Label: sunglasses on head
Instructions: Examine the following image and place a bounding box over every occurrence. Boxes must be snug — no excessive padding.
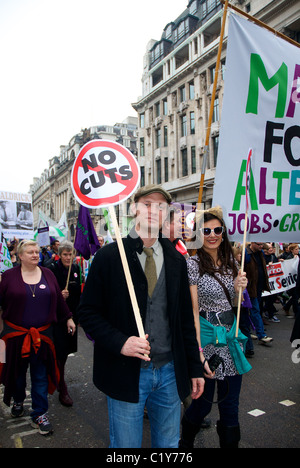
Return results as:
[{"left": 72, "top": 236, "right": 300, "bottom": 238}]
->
[{"left": 200, "top": 226, "right": 224, "bottom": 237}]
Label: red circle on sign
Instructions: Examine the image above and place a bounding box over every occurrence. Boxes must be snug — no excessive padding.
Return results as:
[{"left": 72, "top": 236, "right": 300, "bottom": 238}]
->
[{"left": 71, "top": 140, "right": 140, "bottom": 208}]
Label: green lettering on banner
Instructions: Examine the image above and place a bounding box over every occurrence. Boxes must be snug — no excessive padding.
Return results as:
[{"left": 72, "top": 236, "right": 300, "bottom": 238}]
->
[
  {"left": 273, "top": 171, "right": 290, "bottom": 206},
  {"left": 232, "top": 159, "right": 258, "bottom": 211},
  {"left": 246, "top": 54, "right": 288, "bottom": 118}
]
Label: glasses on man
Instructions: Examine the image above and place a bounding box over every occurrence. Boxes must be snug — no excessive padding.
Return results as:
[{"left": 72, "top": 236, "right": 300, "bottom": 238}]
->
[{"left": 200, "top": 226, "right": 224, "bottom": 237}]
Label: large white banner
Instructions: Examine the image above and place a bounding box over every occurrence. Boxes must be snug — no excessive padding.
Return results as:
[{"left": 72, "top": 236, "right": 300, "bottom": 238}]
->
[{"left": 213, "top": 13, "right": 300, "bottom": 242}]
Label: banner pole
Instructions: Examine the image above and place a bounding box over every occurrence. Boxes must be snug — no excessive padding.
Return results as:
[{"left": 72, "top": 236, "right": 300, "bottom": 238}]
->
[
  {"left": 198, "top": 0, "right": 229, "bottom": 205},
  {"left": 219, "top": 0, "right": 300, "bottom": 49},
  {"left": 65, "top": 248, "right": 75, "bottom": 290},
  {"left": 108, "top": 205, "right": 146, "bottom": 339},
  {"left": 235, "top": 211, "right": 248, "bottom": 337}
]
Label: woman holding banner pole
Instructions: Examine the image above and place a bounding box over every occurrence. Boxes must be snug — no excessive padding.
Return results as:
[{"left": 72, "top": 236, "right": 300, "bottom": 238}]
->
[{"left": 179, "top": 207, "right": 250, "bottom": 448}]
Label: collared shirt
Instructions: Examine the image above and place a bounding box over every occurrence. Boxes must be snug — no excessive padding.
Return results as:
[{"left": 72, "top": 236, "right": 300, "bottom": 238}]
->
[{"left": 137, "top": 238, "right": 164, "bottom": 278}]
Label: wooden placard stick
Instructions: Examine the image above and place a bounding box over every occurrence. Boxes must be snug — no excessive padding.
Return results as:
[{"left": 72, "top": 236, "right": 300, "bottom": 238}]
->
[
  {"left": 108, "top": 205, "right": 146, "bottom": 339},
  {"left": 65, "top": 248, "right": 75, "bottom": 290},
  {"left": 235, "top": 148, "right": 252, "bottom": 337},
  {"left": 235, "top": 211, "right": 248, "bottom": 337}
]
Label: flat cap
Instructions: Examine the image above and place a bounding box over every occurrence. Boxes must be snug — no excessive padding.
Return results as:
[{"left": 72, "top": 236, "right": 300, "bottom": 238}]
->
[{"left": 133, "top": 184, "right": 172, "bottom": 204}]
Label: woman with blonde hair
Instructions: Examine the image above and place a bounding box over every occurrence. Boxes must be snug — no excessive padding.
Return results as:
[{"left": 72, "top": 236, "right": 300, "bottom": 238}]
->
[{"left": 0, "top": 240, "right": 75, "bottom": 435}]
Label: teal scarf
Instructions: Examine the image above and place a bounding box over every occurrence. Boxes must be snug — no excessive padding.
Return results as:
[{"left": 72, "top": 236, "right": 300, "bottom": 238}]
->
[{"left": 200, "top": 315, "right": 252, "bottom": 375}]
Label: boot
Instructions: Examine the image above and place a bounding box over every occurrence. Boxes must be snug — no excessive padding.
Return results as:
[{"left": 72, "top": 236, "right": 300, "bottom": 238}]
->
[
  {"left": 179, "top": 414, "right": 201, "bottom": 449},
  {"left": 57, "top": 359, "right": 73, "bottom": 407},
  {"left": 216, "top": 420, "right": 240, "bottom": 448}
]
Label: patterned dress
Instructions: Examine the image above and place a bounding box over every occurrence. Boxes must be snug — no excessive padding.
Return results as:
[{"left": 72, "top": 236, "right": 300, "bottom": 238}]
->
[{"left": 187, "top": 256, "right": 239, "bottom": 380}]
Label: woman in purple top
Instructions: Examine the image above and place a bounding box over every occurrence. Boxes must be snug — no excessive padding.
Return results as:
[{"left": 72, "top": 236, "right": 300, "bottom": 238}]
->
[{"left": 0, "top": 240, "right": 75, "bottom": 436}]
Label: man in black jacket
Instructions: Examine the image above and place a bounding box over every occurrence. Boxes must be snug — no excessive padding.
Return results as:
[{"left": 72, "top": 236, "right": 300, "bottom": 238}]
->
[{"left": 78, "top": 185, "right": 204, "bottom": 448}]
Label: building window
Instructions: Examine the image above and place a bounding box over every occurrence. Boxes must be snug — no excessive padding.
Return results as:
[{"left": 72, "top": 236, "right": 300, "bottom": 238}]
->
[
  {"left": 155, "top": 102, "right": 160, "bottom": 117},
  {"left": 152, "top": 66, "right": 163, "bottom": 87},
  {"left": 140, "top": 138, "right": 145, "bottom": 157},
  {"left": 180, "top": 85, "right": 186, "bottom": 102},
  {"left": 167, "top": 60, "right": 171, "bottom": 76},
  {"left": 123, "top": 137, "right": 130, "bottom": 148},
  {"left": 156, "top": 128, "right": 161, "bottom": 148},
  {"left": 164, "top": 158, "right": 169, "bottom": 182},
  {"left": 181, "top": 149, "right": 188, "bottom": 177},
  {"left": 213, "top": 97, "right": 219, "bottom": 122},
  {"left": 164, "top": 126, "right": 168, "bottom": 147},
  {"left": 166, "top": 24, "right": 172, "bottom": 39},
  {"left": 140, "top": 167, "right": 145, "bottom": 186},
  {"left": 213, "top": 135, "right": 219, "bottom": 166},
  {"left": 189, "top": 0, "right": 198, "bottom": 15},
  {"left": 181, "top": 115, "right": 187, "bottom": 137},
  {"left": 201, "top": 0, "right": 218, "bottom": 19},
  {"left": 140, "top": 113, "right": 145, "bottom": 128},
  {"left": 191, "top": 146, "right": 196, "bottom": 173},
  {"left": 156, "top": 159, "right": 161, "bottom": 184},
  {"left": 163, "top": 98, "right": 168, "bottom": 115},
  {"left": 190, "top": 112, "right": 195, "bottom": 134},
  {"left": 210, "top": 60, "right": 226, "bottom": 83},
  {"left": 194, "top": 37, "right": 198, "bottom": 55},
  {"left": 189, "top": 81, "right": 195, "bottom": 100}
]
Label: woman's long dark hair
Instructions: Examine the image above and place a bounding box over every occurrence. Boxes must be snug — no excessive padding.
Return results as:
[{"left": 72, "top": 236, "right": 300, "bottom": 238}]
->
[{"left": 194, "top": 212, "right": 238, "bottom": 278}]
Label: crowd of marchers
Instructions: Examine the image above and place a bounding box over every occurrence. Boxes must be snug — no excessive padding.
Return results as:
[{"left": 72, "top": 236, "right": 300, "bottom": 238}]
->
[{"left": 0, "top": 184, "right": 299, "bottom": 447}]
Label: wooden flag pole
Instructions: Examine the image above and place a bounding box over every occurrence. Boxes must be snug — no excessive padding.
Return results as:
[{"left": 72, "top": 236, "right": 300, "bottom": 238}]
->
[
  {"left": 198, "top": 0, "right": 229, "bottom": 205},
  {"left": 235, "top": 148, "right": 252, "bottom": 337},
  {"left": 219, "top": 0, "right": 300, "bottom": 50},
  {"left": 65, "top": 248, "right": 75, "bottom": 290},
  {"left": 235, "top": 211, "right": 248, "bottom": 337},
  {"left": 108, "top": 205, "right": 146, "bottom": 339}
]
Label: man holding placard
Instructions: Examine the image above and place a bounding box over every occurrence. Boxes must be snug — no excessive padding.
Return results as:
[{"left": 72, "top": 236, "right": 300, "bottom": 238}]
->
[{"left": 78, "top": 184, "right": 204, "bottom": 448}]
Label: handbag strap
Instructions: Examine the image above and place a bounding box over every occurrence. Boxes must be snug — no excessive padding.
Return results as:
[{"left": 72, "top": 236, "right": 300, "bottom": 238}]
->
[
  {"left": 210, "top": 272, "right": 233, "bottom": 308},
  {"left": 190, "top": 257, "right": 234, "bottom": 308}
]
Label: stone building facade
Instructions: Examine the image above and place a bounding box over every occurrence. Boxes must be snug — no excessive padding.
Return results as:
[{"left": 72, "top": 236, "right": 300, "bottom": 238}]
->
[
  {"left": 132, "top": 0, "right": 300, "bottom": 208},
  {"left": 31, "top": 0, "right": 300, "bottom": 239}
]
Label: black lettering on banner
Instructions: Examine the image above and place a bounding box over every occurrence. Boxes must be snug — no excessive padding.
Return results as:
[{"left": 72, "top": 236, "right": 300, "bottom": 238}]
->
[
  {"left": 264, "top": 121, "right": 300, "bottom": 166},
  {"left": 263, "top": 121, "right": 284, "bottom": 163},
  {"left": 284, "top": 126, "right": 300, "bottom": 166}
]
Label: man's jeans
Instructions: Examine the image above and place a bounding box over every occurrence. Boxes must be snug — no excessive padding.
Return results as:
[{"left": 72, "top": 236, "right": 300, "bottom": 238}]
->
[
  {"left": 107, "top": 361, "right": 181, "bottom": 448},
  {"left": 250, "top": 297, "right": 266, "bottom": 340}
]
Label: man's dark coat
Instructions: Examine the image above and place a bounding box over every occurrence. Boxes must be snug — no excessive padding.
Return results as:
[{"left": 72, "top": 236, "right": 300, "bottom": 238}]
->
[{"left": 78, "top": 231, "right": 202, "bottom": 403}]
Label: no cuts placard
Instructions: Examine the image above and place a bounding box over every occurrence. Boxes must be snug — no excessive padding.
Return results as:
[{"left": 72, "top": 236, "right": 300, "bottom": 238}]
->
[
  {"left": 71, "top": 139, "right": 140, "bottom": 208},
  {"left": 71, "top": 139, "right": 145, "bottom": 338}
]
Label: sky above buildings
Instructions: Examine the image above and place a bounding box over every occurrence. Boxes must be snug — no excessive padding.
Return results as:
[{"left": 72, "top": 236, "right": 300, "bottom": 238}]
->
[{"left": 0, "top": 0, "right": 185, "bottom": 194}]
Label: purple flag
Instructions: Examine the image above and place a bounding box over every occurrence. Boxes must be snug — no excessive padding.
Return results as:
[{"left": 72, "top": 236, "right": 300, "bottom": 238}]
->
[{"left": 74, "top": 205, "right": 100, "bottom": 259}]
